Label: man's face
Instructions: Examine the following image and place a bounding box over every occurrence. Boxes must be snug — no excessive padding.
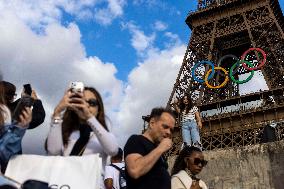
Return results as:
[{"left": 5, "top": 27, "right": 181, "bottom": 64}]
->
[{"left": 150, "top": 112, "right": 175, "bottom": 144}]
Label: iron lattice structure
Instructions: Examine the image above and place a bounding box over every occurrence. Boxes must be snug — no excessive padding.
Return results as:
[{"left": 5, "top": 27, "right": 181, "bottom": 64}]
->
[{"left": 166, "top": 0, "right": 284, "bottom": 155}]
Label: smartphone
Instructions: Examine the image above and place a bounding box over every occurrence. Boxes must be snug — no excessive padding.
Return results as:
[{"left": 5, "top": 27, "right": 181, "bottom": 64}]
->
[
  {"left": 12, "top": 96, "right": 34, "bottom": 122},
  {"left": 23, "top": 84, "right": 32, "bottom": 96},
  {"left": 70, "top": 82, "right": 84, "bottom": 94}
]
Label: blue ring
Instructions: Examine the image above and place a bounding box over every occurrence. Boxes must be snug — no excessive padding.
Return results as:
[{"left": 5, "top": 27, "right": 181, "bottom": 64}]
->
[{"left": 192, "top": 61, "right": 215, "bottom": 83}]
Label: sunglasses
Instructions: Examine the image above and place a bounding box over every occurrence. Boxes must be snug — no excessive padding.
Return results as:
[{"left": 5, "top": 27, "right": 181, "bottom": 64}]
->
[
  {"left": 193, "top": 158, "right": 208, "bottom": 167},
  {"left": 86, "top": 99, "right": 99, "bottom": 107}
]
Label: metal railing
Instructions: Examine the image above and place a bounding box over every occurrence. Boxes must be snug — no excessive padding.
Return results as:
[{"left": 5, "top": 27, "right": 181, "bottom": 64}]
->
[{"left": 198, "top": 0, "right": 237, "bottom": 10}]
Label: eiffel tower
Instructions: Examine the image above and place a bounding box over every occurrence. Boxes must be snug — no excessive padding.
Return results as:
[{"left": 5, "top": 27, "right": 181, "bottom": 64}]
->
[{"left": 167, "top": 0, "right": 284, "bottom": 155}]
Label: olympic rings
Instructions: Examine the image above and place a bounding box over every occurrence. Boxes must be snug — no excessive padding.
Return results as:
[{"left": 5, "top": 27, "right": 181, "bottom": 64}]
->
[
  {"left": 191, "top": 47, "right": 267, "bottom": 89},
  {"left": 192, "top": 61, "right": 215, "bottom": 83},
  {"left": 205, "top": 67, "right": 229, "bottom": 89},
  {"left": 229, "top": 60, "right": 254, "bottom": 84},
  {"left": 241, "top": 48, "right": 266, "bottom": 71},
  {"left": 217, "top": 54, "right": 239, "bottom": 76}
]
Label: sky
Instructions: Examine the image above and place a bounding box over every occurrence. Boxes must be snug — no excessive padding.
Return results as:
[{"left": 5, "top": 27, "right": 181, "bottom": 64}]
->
[{"left": 0, "top": 0, "right": 283, "bottom": 154}]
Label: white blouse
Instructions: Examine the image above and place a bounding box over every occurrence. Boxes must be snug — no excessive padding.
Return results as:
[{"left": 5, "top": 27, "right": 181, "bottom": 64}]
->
[{"left": 46, "top": 116, "right": 119, "bottom": 168}]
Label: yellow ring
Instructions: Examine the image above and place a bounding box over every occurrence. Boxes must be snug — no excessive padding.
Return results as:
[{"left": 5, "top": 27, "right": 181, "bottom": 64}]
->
[{"left": 204, "top": 67, "right": 229, "bottom": 89}]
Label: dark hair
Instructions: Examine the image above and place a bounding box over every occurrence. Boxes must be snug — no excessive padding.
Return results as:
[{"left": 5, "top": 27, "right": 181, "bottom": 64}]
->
[
  {"left": 0, "top": 81, "right": 16, "bottom": 104},
  {"left": 0, "top": 82, "right": 5, "bottom": 125},
  {"left": 180, "top": 94, "right": 193, "bottom": 113},
  {"left": 171, "top": 145, "right": 202, "bottom": 176},
  {"left": 112, "top": 147, "right": 123, "bottom": 160},
  {"left": 149, "top": 107, "right": 175, "bottom": 122},
  {"left": 62, "top": 87, "right": 108, "bottom": 146}
]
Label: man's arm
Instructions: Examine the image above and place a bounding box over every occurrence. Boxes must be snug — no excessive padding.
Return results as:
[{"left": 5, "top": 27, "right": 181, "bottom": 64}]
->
[
  {"left": 104, "top": 178, "right": 113, "bottom": 189},
  {"left": 125, "top": 138, "right": 172, "bottom": 179}
]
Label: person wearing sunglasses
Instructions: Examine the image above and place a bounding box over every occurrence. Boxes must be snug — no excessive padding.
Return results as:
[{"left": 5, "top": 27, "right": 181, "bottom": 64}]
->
[
  {"left": 171, "top": 146, "right": 208, "bottom": 189},
  {"left": 0, "top": 81, "right": 46, "bottom": 130},
  {"left": 46, "top": 86, "right": 119, "bottom": 168}
]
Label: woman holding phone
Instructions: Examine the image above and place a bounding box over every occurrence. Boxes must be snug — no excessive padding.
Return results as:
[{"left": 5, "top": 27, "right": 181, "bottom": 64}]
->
[
  {"left": 46, "top": 84, "right": 119, "bottom": 167},
  {"left": 0, "top": 82, "right": 32, "bottom": 173}
]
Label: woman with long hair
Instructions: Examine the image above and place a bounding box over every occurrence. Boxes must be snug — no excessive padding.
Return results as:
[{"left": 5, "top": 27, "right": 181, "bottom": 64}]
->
[
  {"left": 0, "top": 82, "right": 32, "bottom": 173},
  {"left": 46, "top": 86, "right": 119, "bottom": 166},
  {"left": 0, "top": 83, "right": 11, "bottom": 126},
  {"left": 174, "top": 94, "right": 203, "bottom": 148},
  {"left": 171, "top": 146, "right": 208, "bottom": 189}
]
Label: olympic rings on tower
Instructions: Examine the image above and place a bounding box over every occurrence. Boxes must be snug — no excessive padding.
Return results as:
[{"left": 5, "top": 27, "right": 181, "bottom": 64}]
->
[
  {"left": 229, "top": 60, "right": 255, "bottom": 84},
  {"left": 191, "top": 48, "right": 266, "bottom": 88},
  {"left": 241, "top": 48, "right": 266, "bottom": 71},
  {"left": 205, "top": 67, "right": 229, "bottom": 89},
  {"left": 192, "top": 61, "right": 215, "bottom": 83}
]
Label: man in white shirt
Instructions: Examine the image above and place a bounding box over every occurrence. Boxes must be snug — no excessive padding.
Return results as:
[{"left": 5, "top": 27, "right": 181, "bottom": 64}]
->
[{"left": 104, "top": 148, "right": 125, "bottom": 189}]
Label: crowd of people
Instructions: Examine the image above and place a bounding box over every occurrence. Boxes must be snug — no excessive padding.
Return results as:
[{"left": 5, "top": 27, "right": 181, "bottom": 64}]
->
[{"left": 0, "top": 79, "right": 207, "bottom": 189}]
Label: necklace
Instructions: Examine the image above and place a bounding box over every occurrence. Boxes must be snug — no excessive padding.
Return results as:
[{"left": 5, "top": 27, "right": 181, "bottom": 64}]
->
[{"left": 185, "top": 168, "right": 200, "bottom": 181}]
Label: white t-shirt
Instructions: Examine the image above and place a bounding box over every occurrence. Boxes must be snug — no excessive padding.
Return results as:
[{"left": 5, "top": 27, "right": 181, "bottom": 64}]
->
[
  {"left": 181, "top": 106, "right": 198, "bottom": 122},
  {"left": 104, "top": 162, "right": 125, "bottom": 189}
]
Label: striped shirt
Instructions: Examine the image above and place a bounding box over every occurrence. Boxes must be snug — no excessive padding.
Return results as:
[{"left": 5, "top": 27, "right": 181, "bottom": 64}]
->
[{"left": 181, "top": 106, "right": 198, "bottom": 122}]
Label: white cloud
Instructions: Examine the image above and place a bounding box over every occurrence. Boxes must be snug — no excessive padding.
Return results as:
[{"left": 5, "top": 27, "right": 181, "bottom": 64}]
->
[
  {"left": 114, "top": 44, "right": 186, "bottom": 143},
  {"left": 164, "top": 32, "right": 181, "bottom": 47},
  {"left": 122, "top": 22, "right": 156, "bottom": 55},
  {"left": 108, "top": 0, "right": 125, "bottom": 16},
  {"left": 153, "top": 20, "right": 168, "bottom": 31},
  {"left": 94, "top": 0, "right": 126, "bottom": 25},
  {"left": 0, "top": 11, "right": 124, "bottom": 153},
  {"left": 0, "top": 0, "right": 186, "bottom": 152},
  {"left": 0, "top": 0, "right": 126, "bottom": 27}
]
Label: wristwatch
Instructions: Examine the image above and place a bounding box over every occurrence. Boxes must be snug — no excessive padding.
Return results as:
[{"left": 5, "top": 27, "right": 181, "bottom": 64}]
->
[{"left": 52, "top": 116, "right": 63, "bottom": 124}]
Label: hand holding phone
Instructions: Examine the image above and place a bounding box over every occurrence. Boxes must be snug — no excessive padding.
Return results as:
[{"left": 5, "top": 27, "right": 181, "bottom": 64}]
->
[
  {"left": 70, "top": 82, "right": 84, "bottom": 94},
  {"left": 12, "top": 96, "right": 34, "bottom": 123}
]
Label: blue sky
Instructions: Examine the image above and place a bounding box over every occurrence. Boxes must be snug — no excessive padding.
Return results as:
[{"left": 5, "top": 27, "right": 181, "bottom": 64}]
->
[
  {"left": 64, "top": 0, "right": 196, "bottom": 81},
  {"left": 0, "top": 0, "right": 283, "bottom": 153}
]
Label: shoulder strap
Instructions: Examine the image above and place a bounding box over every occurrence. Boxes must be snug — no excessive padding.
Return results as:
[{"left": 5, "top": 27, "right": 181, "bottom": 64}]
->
[
  {"left": 110, "top": 164, "right": 123, "bottom": 171},
  {"left": 110, "top": 164, "right": 126, "bottom": 179}
]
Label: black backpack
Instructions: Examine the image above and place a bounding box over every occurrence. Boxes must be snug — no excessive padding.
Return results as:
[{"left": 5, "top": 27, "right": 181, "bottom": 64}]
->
[{"left": 110, "top": 164, "right": 127, "bottom": 189}]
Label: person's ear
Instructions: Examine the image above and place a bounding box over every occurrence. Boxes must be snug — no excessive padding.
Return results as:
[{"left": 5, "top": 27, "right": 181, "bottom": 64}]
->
[{"left": 149, "top": 118, "right": 155, "bottom": 129}]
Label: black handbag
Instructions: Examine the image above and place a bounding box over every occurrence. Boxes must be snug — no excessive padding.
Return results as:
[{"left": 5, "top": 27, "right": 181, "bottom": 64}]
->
[{"left": 22, "top": 180, "right": 50, "bottom": 189}]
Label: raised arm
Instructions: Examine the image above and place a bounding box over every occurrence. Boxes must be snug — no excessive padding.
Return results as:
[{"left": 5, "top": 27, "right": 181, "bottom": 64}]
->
[
  {"left": 87, "top": 117, "right": 118, "bottom": 156},
  {"left": 46, "top": 91, "right": 72, "bottom": 155},
  {"left": 195, "top": 110, "right": 202, "bottom": 129},
  {"left": 46, "top": 119, "right": 64, "bottom": 155},
  {"left": 173, "top": 99, "right": 181, "bottom": 114},
  {"left": 28, "top": 90, "right": 46, "bottom": 129},
  {"left": 0, "top": 107, "right": 31, "bottom": 171},
  {"left": 68, "top": 92, "right": 118, "bottom": 156}
]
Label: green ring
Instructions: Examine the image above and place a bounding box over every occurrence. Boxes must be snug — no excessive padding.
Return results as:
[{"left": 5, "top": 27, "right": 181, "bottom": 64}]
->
[{"left": 229, "top": 60, "right": 254, "bottom": 84}]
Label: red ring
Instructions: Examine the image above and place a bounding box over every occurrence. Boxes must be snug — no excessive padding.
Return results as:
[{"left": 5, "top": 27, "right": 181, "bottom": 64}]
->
[{"left": 241, "top": 48, "right": 266, "bottom": 71}]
